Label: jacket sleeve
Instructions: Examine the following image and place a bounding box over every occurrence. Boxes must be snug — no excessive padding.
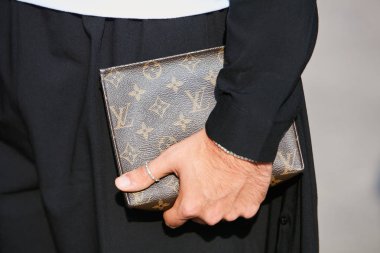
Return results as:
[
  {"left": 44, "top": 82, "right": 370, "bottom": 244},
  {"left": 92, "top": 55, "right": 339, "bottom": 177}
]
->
[{"left": 205, "top": 0, "right": 319, "bottom": 162}]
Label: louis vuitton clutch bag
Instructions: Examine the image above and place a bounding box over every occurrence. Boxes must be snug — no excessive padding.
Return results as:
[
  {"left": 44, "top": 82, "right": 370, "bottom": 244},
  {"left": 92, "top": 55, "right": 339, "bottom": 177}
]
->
[{"left": 100, "top": 46, "right": 304, "bottom": 211}]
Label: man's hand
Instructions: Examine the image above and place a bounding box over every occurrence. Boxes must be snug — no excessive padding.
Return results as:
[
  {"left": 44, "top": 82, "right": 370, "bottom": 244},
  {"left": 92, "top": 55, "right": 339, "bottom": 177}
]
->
[{"left": 115, "top": 129, "right": 272, "bottom": 228}]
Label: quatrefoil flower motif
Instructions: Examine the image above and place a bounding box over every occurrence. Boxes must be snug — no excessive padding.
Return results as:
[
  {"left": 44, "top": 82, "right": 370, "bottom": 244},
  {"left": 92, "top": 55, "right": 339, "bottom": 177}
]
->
[
  {"left": 136, "top": 122, "right": 154, "bottom": 140},
  {"left": 149, "top": 96, "right": 171, "bottom": 118},
  {"left": 128, "top": 84, "right": 145, "bottom": 101},
  {"left": 173, "top": 112, "right": 191, "bottom": 131}
]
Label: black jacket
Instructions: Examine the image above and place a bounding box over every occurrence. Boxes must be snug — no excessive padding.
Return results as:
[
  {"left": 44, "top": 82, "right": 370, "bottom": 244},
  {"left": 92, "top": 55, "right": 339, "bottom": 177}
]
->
[{"left": 206, "top": 0, "right": 318, "bottom": 162}]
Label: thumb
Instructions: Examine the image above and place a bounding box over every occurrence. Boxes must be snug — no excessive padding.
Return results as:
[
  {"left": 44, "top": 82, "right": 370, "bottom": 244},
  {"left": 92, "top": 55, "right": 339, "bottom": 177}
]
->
[{"left": 115, "top": 151, "right": 177, "bottom": 192}]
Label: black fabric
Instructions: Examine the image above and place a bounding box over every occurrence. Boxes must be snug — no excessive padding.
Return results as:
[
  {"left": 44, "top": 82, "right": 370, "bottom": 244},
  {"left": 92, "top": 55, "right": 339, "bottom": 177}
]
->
[
  {"left": 0, "top": 1, "right": 318, "bottom": 253},
  {"left": 206, "top": 0, "right": 319, "bottom": 162}
]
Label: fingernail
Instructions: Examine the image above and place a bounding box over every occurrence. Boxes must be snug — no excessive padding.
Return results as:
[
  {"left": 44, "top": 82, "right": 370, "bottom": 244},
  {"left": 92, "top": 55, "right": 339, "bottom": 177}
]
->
[{"left": 115, "top": 175, "right": 131, "bottom": 189}]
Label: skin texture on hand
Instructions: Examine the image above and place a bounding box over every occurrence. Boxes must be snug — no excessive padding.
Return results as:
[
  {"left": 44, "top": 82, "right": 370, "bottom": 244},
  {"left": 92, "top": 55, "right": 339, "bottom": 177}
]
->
[{"left": 115, "top": 129, "right": 273, "bottom": 228}]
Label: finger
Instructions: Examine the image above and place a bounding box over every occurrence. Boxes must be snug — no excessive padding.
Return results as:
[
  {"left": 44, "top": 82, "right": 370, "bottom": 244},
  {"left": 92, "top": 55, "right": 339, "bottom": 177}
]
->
[
  {"left": 163, "top": 198, "right": 188, "bottom": 229},
  {"left": 222, "top": 202, "right": 239, "bottom": 222},
  {"left": 240, "top": 205, "right": 260, "bottom": 219},
  {"left": 223, "top": 210, "right": 240, "bottom": 222},
  {"left": 191, "top": 218, "right": 207, "bottom": 225},
  {"left": 115, "top": 151, "right": 176, "bottom": 192}
]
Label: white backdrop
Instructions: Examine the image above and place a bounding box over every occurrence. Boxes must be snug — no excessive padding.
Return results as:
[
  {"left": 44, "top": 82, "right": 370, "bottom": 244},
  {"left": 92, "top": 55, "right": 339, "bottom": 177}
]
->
[{"left": 302, "top": 0, "right": 380, "bottom": 252}]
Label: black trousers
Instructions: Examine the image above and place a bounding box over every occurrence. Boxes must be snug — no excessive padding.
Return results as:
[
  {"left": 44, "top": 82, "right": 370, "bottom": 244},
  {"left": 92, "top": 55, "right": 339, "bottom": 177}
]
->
[{"left": 0, "top": 1, "right": 318, "bottom": 252}]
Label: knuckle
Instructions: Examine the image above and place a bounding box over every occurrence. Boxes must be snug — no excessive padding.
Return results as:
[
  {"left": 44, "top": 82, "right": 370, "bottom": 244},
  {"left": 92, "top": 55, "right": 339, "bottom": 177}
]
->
[
  {"left": 204, "top": 216, "right": 221, "bottom": 226},
  {"left": 137, "top": 166, "right": 148, "bottom": 178},
  {"left": 180, "top": 203, "right": 201, "bottom": 218},
  {"left": 205, "top": 220, "right": 218, "bottom": 226},
  {"left": 224, "top": 212, "right": 239, "bottom": 222},
  {"left": 241, "top": 206, "right": 259, "bottom": 219},
  {"left": 136, "top": 166, "right": 153, "bottom": 186},
  {"left": 202, "top": 211, "right": 222, "bottom": 226},
  {"left": 241, "top": 212, "right": 255, "bottom": 219},
  {"left": 164, "top": 221, "right": 176, "bottom": 229}
]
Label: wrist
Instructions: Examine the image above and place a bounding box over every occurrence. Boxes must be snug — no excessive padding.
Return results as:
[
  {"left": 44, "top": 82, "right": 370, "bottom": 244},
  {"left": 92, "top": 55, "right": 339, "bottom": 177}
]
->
[{"left": 211, "top": 140, "right": 257, "bottom": 164}]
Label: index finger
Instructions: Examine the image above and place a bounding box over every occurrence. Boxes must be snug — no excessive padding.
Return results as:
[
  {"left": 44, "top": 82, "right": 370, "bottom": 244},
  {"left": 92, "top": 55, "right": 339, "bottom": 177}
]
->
[{"left": 163, "top": 195, "right": 188, "bottom": 228}]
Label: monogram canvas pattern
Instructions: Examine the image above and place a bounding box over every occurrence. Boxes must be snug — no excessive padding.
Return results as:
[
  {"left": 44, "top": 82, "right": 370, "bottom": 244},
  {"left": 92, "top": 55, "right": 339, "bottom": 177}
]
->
[{"left": 100, "top": 47, "right": 304, "bottom": 211}]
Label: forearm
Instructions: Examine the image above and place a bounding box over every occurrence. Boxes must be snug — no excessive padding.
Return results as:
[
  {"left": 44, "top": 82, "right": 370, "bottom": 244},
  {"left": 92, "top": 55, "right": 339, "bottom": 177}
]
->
[{"left": 206, "top": 0, "right": 319, "bottom": 162}]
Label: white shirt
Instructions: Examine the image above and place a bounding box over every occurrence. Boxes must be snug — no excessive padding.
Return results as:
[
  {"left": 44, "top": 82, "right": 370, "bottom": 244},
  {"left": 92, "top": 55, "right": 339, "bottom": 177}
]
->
[{"left": 17, "top": 0, "right": 229, "bottom": 19}]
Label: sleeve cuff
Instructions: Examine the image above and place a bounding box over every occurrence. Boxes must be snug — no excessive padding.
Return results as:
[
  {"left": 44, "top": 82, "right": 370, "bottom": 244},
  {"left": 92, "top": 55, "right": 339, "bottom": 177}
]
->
[{"left": 205, "top": 96, "right": 293, "bottom": 163}]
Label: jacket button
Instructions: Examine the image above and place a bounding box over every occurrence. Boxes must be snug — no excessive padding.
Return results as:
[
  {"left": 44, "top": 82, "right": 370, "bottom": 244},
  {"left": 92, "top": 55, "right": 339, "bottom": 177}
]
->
[{"left": 280, "top": 216, "right": 288, "bottom": 225}]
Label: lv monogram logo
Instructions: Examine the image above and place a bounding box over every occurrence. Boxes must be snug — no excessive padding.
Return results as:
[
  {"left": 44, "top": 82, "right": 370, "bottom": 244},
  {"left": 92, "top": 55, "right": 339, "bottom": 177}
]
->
[
  {"left": 132, "top": 191, "right": 152, "bottom": 206},
  {"left": 278, "top": 151, "right": 296, "bottom": 175},
  {"left": 185, "top": 87, "right": 210, "bottom": 113},
  {"left": 152, "top": 199, "right": 170, "bottom": 210},
  {"left": 143, "top": 61, "right": 162, "bottom": 80},
  {"left": 110, "top": 104, "right": 134, "bottom": 129}
]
